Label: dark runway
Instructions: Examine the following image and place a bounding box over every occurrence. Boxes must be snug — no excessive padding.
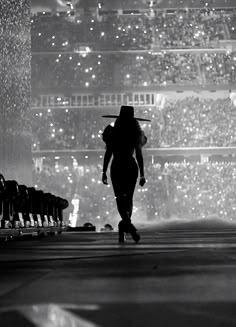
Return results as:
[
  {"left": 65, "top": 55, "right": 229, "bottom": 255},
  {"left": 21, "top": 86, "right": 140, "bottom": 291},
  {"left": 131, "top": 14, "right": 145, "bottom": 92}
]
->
[{"left": 1, "top": 223, "right": 236, "bottom": 326}]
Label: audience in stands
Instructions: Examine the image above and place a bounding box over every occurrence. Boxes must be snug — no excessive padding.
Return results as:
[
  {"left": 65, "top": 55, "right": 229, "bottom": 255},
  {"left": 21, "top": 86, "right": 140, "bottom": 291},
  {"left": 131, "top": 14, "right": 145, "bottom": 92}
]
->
[
  {"left": 153, "top": 10, "right": 225, "bottom": 48},
  {"left": 31, "top": 97, "right": 236, "bottom": 150},
  {"left": 33, "top": 160, "right": 236, "bottom": 225},
  {"left": 31, "top": 51, "right": 236, "bottom": 90},
  {"left": 200, "top": 52, "right": 236, "bottom": 85},
  {"left": 227, "top": 13, "right": 236, "bottom": 39},
  {"left": 31, "top": 9, "right": 233, "bottom": 51},
  {"left": 31, "top": 7, "right": 236, "bottom": 226}
]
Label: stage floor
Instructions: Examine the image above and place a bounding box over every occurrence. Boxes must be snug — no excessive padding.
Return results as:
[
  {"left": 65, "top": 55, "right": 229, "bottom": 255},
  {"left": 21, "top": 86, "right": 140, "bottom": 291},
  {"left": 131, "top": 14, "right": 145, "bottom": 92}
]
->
[{"left": 1, "top": 220, "right": 236, "bottom": 326}]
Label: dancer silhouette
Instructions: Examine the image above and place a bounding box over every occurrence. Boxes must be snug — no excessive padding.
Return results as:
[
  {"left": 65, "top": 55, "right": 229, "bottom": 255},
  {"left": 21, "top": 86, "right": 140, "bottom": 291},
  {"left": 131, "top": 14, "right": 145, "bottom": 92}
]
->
[{"left": 101, "top": 105, "right": 150, "bottom": 243}]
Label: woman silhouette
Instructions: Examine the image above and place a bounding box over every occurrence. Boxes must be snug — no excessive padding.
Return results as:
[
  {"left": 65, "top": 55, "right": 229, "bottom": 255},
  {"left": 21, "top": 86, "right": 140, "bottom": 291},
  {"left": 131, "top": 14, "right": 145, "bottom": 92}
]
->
[{"left": 101, "top": 105, "right": 150, "bottom": 243}]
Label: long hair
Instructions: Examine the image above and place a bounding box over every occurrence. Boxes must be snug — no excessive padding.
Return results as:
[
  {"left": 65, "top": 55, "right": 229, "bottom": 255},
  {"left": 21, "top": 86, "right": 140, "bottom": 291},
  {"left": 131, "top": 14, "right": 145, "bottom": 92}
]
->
[
  {"left": 113, "top": 117, "right": 141, "bottom": 146},
  {"left": 102, "top": 118, "right": 147, "bottom": 150}
]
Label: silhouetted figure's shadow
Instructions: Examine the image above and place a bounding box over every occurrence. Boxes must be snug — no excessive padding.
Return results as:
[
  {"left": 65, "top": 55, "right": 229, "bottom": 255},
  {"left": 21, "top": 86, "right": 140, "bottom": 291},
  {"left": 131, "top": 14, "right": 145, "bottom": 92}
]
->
[{"left": 102, "top": 105, "right": 150, "bottom": 243}]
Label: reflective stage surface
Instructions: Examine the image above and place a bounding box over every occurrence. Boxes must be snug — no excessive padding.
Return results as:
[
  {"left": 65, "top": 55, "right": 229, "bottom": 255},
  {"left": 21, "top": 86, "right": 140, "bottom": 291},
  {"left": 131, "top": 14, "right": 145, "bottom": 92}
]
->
[{"left": 1, "top": 222, "right": 236, "bottom": 326}]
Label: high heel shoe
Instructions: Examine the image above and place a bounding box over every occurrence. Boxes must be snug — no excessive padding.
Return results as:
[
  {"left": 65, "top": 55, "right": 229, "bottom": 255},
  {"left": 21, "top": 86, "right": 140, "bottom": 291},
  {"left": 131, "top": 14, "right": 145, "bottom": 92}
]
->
[
  {"left": 118, "top": 233, "right": 126, "bottom": 243},
  {"left": 118, "top": 228, "right": 126, "bottom": 243},
  {"left": 118, "top": 221, "right": 126, "bottom": 243},
  {"left": 131, "top": 231, "right": 140, "bottom": 243}
]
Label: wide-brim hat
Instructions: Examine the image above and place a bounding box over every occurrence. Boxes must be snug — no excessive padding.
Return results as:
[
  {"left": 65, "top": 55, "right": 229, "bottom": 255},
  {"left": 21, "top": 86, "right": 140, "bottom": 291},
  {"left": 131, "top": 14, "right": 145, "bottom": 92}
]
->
[{"left": 102, "top": 105, "right": 151, "bottom": 122}]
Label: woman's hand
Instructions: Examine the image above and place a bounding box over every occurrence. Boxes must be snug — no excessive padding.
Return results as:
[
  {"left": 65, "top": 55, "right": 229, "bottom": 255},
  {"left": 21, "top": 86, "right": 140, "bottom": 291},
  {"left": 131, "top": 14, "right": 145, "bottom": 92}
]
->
[
  {"left": 139, "top": 176, "right": 146, "bottom": 187},
  {"left": 102, "top": 172, "right": 108, "bottom": 185}
]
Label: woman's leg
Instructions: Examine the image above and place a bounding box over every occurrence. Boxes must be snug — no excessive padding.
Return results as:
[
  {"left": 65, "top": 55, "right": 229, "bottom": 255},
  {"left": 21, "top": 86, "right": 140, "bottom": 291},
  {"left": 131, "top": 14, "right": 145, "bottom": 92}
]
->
[
  {"left": 115, "top": 195, "right": 130, "bottom": 223},
  {"left": 111, "top": 160, "right": 139, "bottom": 241},
  {"left": 112, "top": 169, "right": 137, "bottom": 225}
]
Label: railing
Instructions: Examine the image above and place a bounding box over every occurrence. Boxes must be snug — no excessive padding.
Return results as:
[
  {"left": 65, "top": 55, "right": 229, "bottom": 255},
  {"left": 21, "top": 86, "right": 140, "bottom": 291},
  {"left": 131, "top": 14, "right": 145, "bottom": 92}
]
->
[
  {"left": 32, "top": 147, "right": 236, "bottom": 160},
  {"left": 31, "top": 92, "right": 157, "bottom": 109}
]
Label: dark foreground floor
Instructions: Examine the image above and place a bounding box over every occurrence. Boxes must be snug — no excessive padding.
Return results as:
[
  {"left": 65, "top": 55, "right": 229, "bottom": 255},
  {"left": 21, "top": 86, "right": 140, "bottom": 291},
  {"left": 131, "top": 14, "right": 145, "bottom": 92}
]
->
[{"left": 1, "top": 220, "right": 236, "bottom": 326}]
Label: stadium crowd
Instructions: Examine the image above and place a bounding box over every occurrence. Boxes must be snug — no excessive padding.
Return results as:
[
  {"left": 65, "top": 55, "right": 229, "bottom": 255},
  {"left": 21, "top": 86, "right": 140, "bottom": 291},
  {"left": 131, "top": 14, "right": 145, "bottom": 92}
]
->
[
  {"left": 31, "top": 14, "right": 153, "bottom": 52},
  {"left": 227, "top": 13, "right": 236, "bottom": 39},
  {"left": 153, "top": 9, "right": 226, "bottom": 48},
  {"left": 200, "top": 52, "right": 236, "bottom": 85},
  {"left": 32, "top": 160, "right": 236, "bottom": 226},
  {"left": 31, "top": 5, "right": 236, "bottom": 225},
  {"left": 31, "top": 51, "right": 236, "bottom": 90},
  {"left": 31, "top": 9, "right": 234, "bottom": 51},
  {"left": 31, "top": 97, "right": 236, "bottom": 150},
  {"left": 32, "top": 53, "right": 115, "bottom": 90}
]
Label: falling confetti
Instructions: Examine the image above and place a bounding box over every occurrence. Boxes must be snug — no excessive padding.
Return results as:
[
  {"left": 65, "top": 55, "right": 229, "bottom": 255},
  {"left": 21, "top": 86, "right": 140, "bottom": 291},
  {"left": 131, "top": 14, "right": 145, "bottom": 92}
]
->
[{"left": 0, "top": 0, "right": 31, "bottom": 136}]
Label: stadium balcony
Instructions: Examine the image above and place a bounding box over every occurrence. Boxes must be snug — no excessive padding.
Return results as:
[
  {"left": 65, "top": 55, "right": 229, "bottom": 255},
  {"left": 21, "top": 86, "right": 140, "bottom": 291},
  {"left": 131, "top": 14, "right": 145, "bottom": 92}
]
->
[
  {"left": 32, "top": 151, "right": 236, "bottom": 226},
  {"left": 96, "top": 0, "right": 236, "bottom": 10},
  {"left": 31, "top": 51, "right": 236, "bottom": 94},
  {"left": 30, "top": 95, "right": 236, "bottom": 151},
  {"left": 30, "top": 0, "right": 236, "bottom": 227},
  {"left": 31, "top": 7, "right": 236, "bottom": 52}
]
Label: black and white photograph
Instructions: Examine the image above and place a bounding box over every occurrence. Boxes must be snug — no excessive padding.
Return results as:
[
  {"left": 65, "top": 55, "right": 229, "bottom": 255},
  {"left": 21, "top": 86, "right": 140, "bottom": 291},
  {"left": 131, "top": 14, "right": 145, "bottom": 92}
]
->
[{"left": 0, "top": 0, "right": 236, "bottom": 325}]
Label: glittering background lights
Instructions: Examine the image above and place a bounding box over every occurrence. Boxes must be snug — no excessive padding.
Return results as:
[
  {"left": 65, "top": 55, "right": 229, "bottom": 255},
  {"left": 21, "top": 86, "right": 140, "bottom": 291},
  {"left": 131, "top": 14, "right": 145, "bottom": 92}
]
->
[
  {"left": 0, "top": 0, "right": 31, "bottom": 135},
  {"left": 33, "top": 159, "right": 236, "bottom": 228},
  {"left": 31, "top": 2, "right": 236, "bottom": 227}
]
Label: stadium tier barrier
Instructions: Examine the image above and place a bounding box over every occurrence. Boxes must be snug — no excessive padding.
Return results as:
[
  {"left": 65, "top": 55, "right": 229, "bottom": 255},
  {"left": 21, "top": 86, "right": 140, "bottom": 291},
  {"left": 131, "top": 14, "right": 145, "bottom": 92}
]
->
[{"left": 0, "top": 173, "right": 68, "bottom": 238}]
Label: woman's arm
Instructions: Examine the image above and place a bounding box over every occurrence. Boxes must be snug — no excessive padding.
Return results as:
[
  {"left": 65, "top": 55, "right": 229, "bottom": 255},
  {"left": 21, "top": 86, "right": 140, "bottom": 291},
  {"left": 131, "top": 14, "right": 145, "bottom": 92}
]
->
[
  {"left": 135, "top": 144, "right": 146, "bottom": 187},
  {"left": 102, "top": 146, "right": 113, "bottom": 185},
  {"left": 135, "top": 144, "right": 144, "bottom": 177}
]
